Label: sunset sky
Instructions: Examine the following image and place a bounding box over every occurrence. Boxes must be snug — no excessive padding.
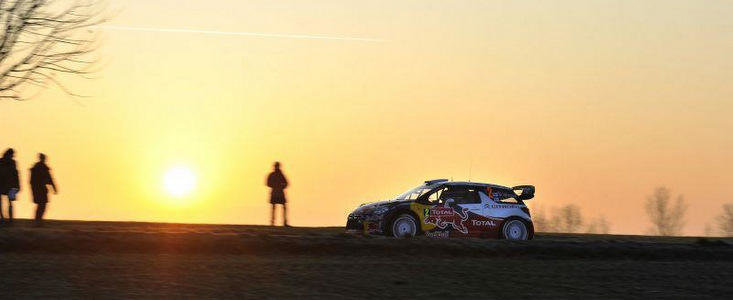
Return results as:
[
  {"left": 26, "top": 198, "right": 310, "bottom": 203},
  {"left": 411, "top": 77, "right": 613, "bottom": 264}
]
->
[{"left": 1, "top": 0, "right": 731, "bottom": 235}]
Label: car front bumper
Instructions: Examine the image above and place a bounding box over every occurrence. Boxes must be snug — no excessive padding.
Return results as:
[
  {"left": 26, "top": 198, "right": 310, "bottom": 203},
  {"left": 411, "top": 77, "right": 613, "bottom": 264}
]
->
[
  {"left": 346, "top": 215, "right": 364, "bottom": 231},
  {"left": 346, "top": 215, "right": 384, "bottom": 235}
]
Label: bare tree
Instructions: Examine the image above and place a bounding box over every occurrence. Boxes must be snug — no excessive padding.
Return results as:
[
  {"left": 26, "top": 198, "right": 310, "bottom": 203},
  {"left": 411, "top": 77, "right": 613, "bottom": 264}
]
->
[
  {"left": 704, "top": 223, "right": 713, "bottom": 237},
  {"left": 531, "top": 204, "right": 586, "bottom": 233},
  {"left": 533, "top": 204, "right": 610, "bottom": 234},
  {"left": 0, "top": 0, "right": 105, "bottom": 101},
  {"left": 717, "top": 203, "right": 733, "bottom": 237},
  {"left": 529, "top": 204, "right": 550, "bottom": 232},
  {"left": 645, "top": 187, "right": 687, "bottom": 236},
  {"left": 532, "top": 204, "right": 605, "bottom": 234},
  {"left": 586, "top": 215, "right": 610, "bottom": 234},
  {"left": 552, "top": 204, "right": 583, "bottom": 233}
]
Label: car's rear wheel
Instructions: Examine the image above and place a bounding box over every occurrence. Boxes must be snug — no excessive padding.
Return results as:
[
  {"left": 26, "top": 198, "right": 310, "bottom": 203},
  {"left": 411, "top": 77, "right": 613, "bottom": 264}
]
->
[
  {"left": 502, "top": 219, "right": 529, "bottom": 240},
  {"left": 391, "top": 214, "right": 417, "bottom": 238}
]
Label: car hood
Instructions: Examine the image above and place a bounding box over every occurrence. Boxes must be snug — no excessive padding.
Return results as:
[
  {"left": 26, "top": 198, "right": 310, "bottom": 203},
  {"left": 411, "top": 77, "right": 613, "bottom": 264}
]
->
[{"left": 351, "top": 199, "right": 411, "bottom": 215}]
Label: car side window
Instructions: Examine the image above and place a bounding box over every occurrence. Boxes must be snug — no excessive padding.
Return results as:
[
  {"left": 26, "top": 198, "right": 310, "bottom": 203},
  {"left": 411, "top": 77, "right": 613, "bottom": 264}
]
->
[
  {"left": 425, "top": 187, "right": 447, "bottom": 205},
  {"left": 439, "top": 187, "right": 481, "bottom": 205}
]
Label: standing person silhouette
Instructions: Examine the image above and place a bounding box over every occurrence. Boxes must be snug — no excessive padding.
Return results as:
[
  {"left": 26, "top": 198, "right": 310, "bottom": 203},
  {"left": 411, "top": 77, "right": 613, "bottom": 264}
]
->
[
  {"left": 0, "top": 148, "right": 20, "bottom": 225},
  {"left": 30, "top": 153, "right": 57, "bottom": 227},
  {"left": 266, "top": 161, "right": 289, "bottom": 227}
]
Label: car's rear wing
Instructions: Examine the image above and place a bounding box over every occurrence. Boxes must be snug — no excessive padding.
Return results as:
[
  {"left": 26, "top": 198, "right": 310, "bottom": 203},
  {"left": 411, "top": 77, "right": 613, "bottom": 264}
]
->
[{"left": 512, "top": 185, "right": 535, "bottom": 201}]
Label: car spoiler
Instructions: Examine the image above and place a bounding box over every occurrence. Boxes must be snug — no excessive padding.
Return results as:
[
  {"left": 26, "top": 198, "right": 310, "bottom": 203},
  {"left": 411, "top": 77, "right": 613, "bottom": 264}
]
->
[{"left": 512, "top": 185, "right": 535, "bottom": 201}]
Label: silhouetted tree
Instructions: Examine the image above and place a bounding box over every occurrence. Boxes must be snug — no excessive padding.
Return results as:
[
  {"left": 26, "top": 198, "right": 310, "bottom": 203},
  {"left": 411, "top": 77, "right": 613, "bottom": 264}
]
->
[
  {"left": 532, "top": 204, "right": 611, "bottom": 234},
  {"left": 645, "top": 187, "right": 687, "bottom": 236},
  {"left": 546, "top": 210, "right": 560, "bottom": 232},
  {"left": 586, "top": 215, "right": 610, "bottom": 234},
  {"left": 0, "top": 0, "right": 105, "bottom": 101},
  {"left": 717, "top": 203, "right": 733, "bottom": 237},
  {"left": 529, "top": 204, "right": 550, "bottom": 232},
  {"left": 554, "top": 204, "right": 583, "bottom": 233}
]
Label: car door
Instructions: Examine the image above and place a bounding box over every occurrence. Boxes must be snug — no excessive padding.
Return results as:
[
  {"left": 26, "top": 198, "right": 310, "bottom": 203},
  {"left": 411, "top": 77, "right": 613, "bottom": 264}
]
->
[
  {"left": 419, "top": 186, "right": 490, "bottom": 237},
  {"left": 458, "top": 189, "right": 483, "bottom": 214},
  {"left": 438, "top": 186, "right": 482, "bottom": 236}
]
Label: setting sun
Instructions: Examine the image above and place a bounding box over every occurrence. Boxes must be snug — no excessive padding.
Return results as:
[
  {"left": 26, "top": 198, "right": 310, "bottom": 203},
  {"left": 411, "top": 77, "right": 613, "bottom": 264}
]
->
[{"left": 163, "top": 166, "right": 196, "bottom": 197}]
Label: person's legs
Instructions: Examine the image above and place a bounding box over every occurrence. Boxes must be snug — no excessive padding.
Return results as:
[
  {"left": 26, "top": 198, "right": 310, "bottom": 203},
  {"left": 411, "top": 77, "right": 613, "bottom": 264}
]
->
[
  {"left": 282, "top": 203, "right": 289, "bottom": 227},
  {"left": 0, "top": 196, "right": 5, "bottom": 223},
  {"left": 35, "top": 203, "right": 47, "bottom": 224},
  {"left": 35, "top": 204, "right": 41, "bottom": 222},
  {"left": 270, "top": 204, "right": 276, "bottom": 226},
  {"left": 7, "top": 200, "right": 12, "bottom": 224}
]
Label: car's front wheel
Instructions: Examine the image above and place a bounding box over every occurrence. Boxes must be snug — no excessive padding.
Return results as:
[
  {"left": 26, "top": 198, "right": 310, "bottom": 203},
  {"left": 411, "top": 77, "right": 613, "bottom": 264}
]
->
[
  {"left": 391, "top": 214, "right": 417, "bottom": 238},
  {"left": 502, "top": 219, "right": 529, "bottom": 240}
]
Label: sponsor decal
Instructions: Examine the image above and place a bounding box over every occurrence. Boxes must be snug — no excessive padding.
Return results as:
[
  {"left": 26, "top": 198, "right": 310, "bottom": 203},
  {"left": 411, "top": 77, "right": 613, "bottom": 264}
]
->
[
  {"left": 424, "top": 203, "right": 469, "bottom": 234},
  {"left": 485, "top": 187, "right": 504, "bottom": 201},
  {"left": 471, "top": 219, "right": 497, "bottom": 227},
  {"left": 425, "top": 230, "right": 450, "bottom": 238}
]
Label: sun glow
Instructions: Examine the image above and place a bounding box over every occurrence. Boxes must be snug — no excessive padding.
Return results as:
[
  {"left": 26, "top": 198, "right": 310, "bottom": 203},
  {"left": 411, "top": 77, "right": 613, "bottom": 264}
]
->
[{"left": 163, "top": 166, "right": 196, "bottom": 197}]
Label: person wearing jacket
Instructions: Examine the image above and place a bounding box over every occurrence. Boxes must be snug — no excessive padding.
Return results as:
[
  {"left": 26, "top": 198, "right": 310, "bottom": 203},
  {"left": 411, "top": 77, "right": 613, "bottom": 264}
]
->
[
  {"left": 0, "top": 148, "right": 20, "bottom": 225},
  {"left": 30, "top": 153, "right": 57, "bottom": 226},
  {"left": 266, "top": 161, "right": 289, "bottom": 227}
]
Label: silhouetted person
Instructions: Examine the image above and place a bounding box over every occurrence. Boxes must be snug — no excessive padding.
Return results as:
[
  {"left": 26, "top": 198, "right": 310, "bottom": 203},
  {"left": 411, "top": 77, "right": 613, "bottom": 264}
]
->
[
  {"left": 0, "top": 148, "right": 20, "bottom": 225},
  {"left": 266, "top": 161, "right": 289, "bottom": 226},
  {"left": 30, "top": 153, "right": 57, "bottom": 226}
]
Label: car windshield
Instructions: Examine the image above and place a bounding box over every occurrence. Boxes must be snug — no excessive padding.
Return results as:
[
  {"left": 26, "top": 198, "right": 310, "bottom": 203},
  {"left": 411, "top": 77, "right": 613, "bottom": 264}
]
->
[{"left": 394, "top": 185, "right": 433, "bottom": 200}]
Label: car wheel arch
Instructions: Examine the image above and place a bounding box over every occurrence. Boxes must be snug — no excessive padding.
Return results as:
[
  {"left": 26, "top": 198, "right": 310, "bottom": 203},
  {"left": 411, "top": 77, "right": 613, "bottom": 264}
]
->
[
  {"left": 384, "top": 209, "right": 422, "bottom": 236},
  {"left": 498, "top": 217, "right": 534, "bottom": 240}
]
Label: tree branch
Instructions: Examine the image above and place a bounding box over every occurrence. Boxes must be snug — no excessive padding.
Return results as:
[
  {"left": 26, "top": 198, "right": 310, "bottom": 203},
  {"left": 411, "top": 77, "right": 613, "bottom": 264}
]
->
[{"left": 0, "top": 0, "right": 105, "bottom": 100}]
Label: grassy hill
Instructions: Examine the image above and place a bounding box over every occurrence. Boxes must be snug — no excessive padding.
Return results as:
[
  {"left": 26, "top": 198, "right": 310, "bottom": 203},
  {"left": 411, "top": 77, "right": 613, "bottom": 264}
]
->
[{"left": 0, "top": 219, "right": 731, "bottom": 298}]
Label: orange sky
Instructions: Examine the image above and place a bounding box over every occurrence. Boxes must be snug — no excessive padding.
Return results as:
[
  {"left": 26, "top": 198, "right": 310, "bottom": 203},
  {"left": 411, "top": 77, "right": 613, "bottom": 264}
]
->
[{"left": 1, "top": 0, "right": 732, "bottom": 235}]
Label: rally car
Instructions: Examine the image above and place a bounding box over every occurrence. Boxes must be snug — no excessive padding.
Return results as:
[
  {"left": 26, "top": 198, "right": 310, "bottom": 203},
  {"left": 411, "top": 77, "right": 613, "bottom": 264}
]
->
[{"left": 346, "top": 179, "right": 535, "bottom": 240}]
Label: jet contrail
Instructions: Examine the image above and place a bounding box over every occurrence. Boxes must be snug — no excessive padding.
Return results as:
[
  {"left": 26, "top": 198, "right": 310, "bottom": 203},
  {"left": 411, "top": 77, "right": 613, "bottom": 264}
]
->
[{"left": 96, "top": 25, "right": 385, "bottom": 42}]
